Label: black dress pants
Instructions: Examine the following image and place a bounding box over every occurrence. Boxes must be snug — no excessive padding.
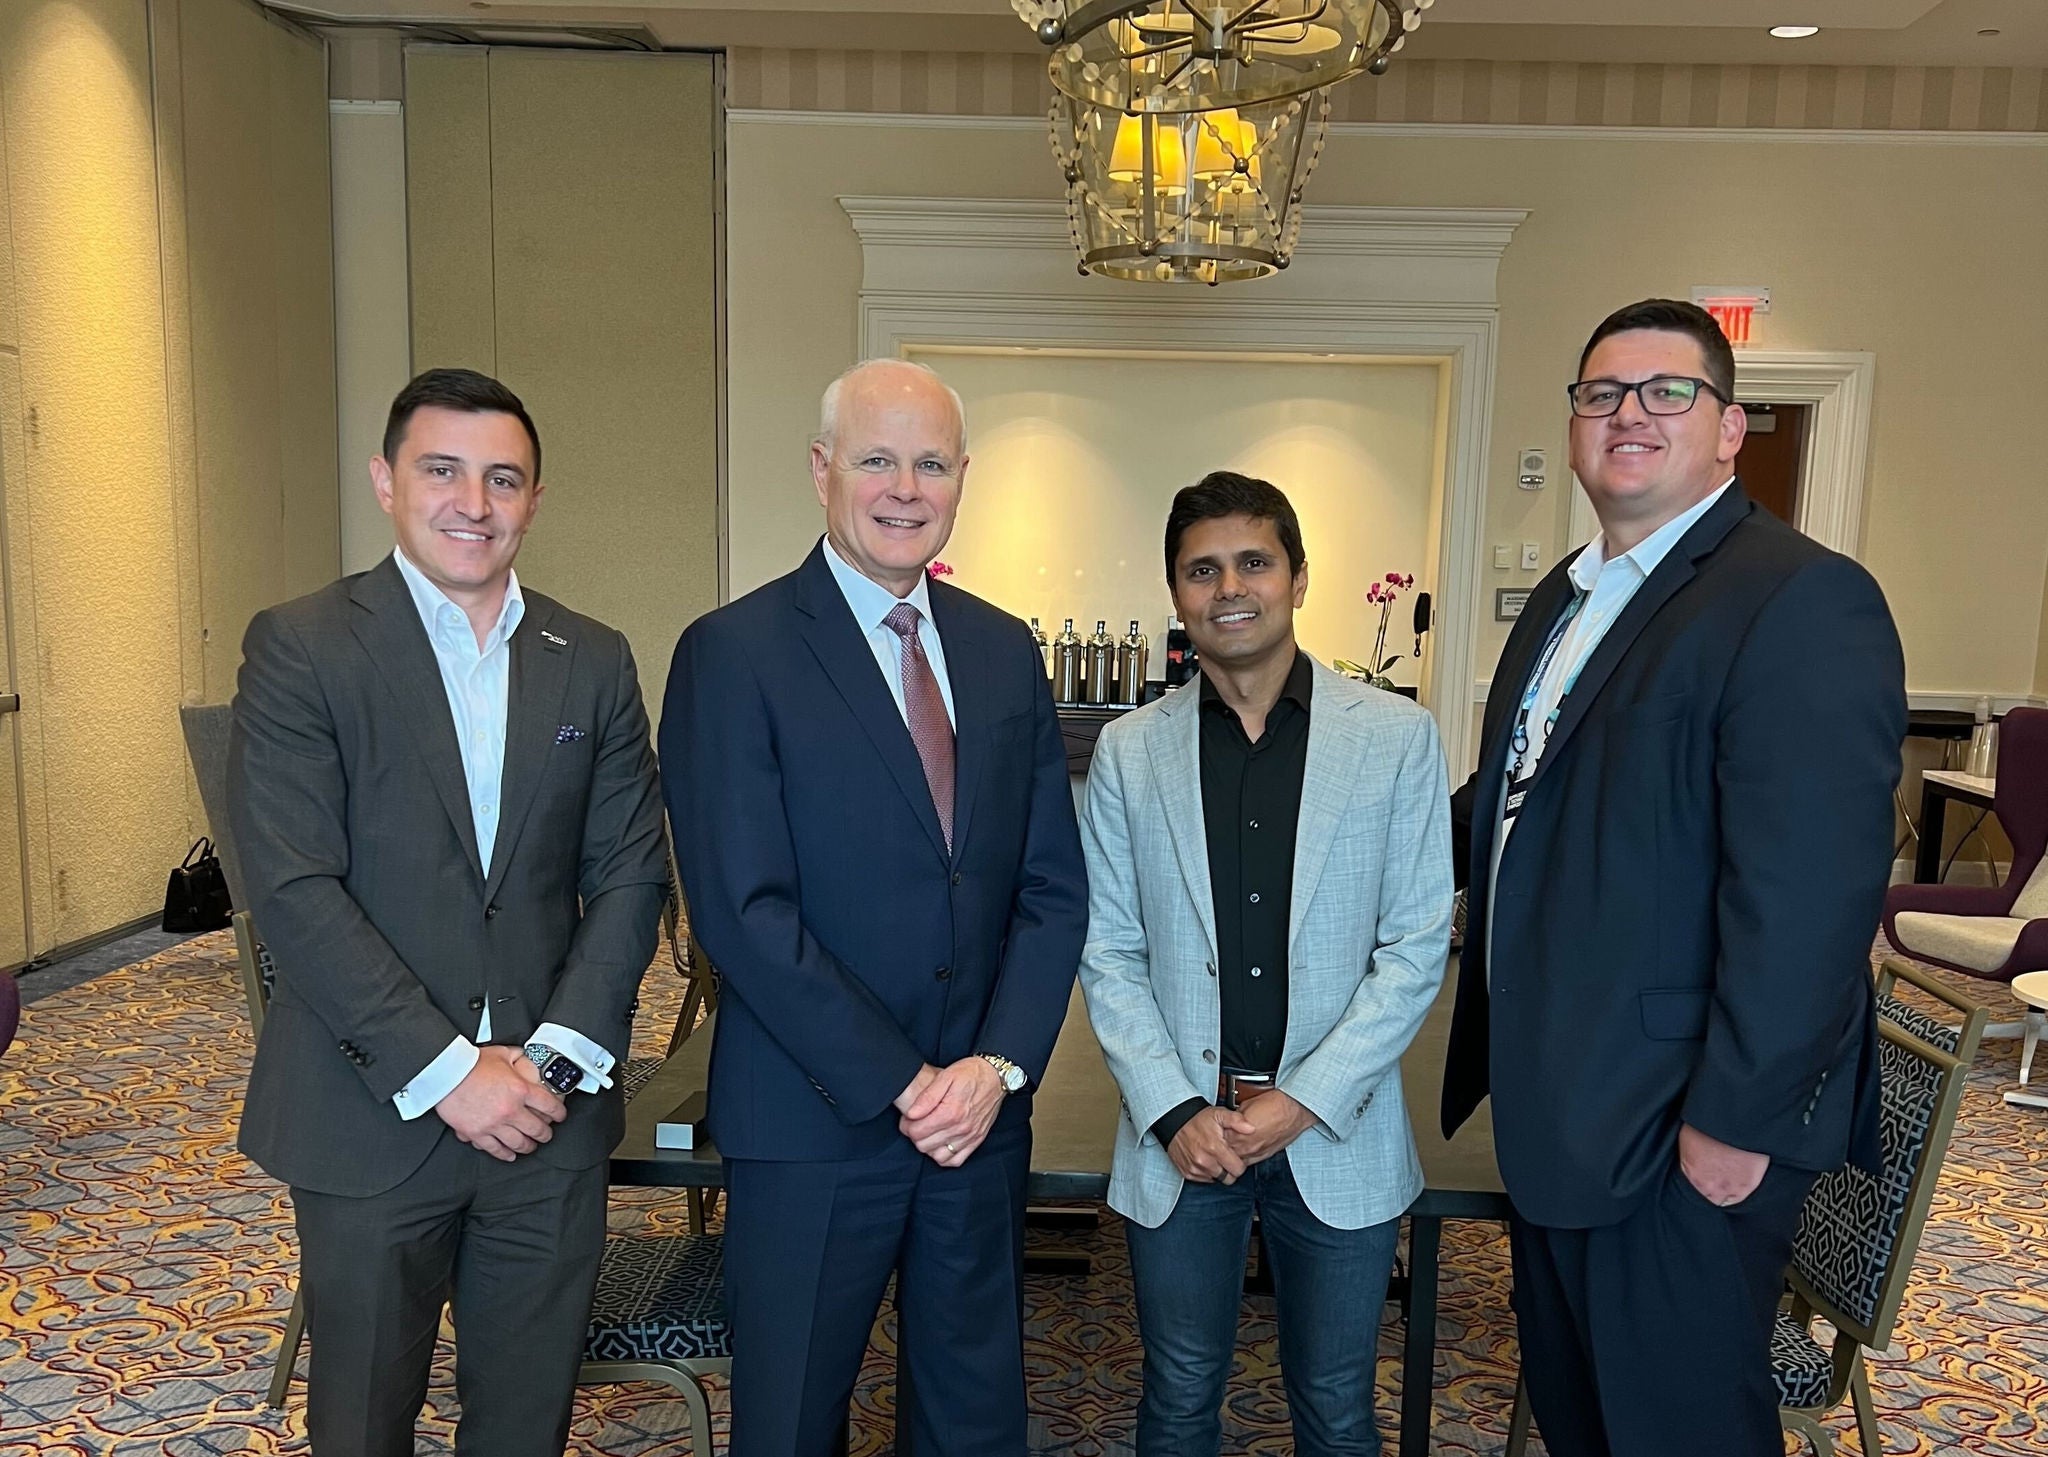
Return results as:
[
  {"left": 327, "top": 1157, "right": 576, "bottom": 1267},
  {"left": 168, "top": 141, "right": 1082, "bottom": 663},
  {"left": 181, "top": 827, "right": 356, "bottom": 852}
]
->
[
  {"left": 1510, "top": 1159, "right": 1817, "bottom": 1457},
  {"left": 291, "top": 1132, "right": 608, "bottom": 1457}
]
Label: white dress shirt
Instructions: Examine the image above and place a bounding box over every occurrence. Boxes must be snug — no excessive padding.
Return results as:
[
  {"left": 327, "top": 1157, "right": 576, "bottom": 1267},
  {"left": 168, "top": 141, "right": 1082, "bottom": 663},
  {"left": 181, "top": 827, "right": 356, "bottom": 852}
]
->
[
  {"left": 1485, "top": 480, "right": 1734, "bottom": 975},
  {"left": 387, "top": 548, "right": 613, "bottom": 1120},
  {"left": 820, "top": 535, "right": 957, "bottom": 729}
]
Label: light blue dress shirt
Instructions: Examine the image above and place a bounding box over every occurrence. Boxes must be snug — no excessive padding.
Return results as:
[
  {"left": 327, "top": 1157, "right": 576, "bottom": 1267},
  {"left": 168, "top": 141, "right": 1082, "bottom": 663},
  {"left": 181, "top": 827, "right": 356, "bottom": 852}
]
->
[
  {"left": 387, "top": 548, "right": 614, "bottom": 1120},
  {"left": 820, "top": 534, "right": 957, "bottom": 729}
]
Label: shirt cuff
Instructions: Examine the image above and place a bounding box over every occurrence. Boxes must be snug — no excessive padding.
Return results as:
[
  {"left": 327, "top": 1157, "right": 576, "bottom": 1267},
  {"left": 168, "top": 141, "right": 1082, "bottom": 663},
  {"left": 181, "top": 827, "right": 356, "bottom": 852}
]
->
[
  {"left": 392, "top": 1036, "right": 481, "bottom": 1121},
  {"left": 1151, "top": 1096, "right": 1211, "bottom": 1150},
  {"left": 531, "top": 1021, "right": 616, "bottom": 1094}
]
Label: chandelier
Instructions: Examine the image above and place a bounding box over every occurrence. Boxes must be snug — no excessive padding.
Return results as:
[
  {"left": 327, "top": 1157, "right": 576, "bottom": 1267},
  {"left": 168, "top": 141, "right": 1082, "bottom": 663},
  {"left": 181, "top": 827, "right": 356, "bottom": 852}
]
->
[
  {"left": 1050, "top": 88, "right": 1329, "bottom": 284},
  {"left": 1015, "top": 0, "right": 1431, "bottom": 115}
]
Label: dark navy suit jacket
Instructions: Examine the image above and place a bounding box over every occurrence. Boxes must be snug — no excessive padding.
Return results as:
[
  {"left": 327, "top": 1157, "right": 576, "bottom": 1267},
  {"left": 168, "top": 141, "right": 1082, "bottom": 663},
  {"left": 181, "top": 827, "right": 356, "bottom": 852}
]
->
[
  {"left": 660, "top": 542, "right": 1088, "bottom": 1162},
  {"left": 1445, "top": 485, "right": 1906, "bottom": 1229}
]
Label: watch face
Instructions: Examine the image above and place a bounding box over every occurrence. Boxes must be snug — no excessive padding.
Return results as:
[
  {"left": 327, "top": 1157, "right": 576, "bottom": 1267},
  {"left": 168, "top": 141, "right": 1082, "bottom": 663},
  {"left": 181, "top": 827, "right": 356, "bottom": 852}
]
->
[
  {"left": 1000, "top": 1063, "right": 1027, "bottom": 1093},
  {"left": 539, "top": 1055, "right": 580, "bottom": 1096}
]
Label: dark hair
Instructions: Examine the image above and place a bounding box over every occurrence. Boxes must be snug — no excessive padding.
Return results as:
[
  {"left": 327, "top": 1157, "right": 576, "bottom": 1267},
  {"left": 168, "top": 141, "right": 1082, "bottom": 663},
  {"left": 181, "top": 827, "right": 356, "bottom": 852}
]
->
[
  {"left": 382, "top": 368, "right": 542, "bottom": 481},
  {"left": 1577, "top": 298, "right": 1736, "bottom": 404},
  {"left": 1164, "top": 471, "right": 1306, "bottom": 584}
]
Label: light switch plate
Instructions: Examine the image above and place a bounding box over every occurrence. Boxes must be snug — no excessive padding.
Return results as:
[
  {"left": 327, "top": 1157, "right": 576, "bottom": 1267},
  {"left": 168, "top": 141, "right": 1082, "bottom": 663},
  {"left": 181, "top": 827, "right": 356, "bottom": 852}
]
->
[
  {"left": 1521, "top": 542, "right": 1541, "bottom": 570},
  {"left": 1493, "top": 544, "right": 1513, "bottom": 570}
]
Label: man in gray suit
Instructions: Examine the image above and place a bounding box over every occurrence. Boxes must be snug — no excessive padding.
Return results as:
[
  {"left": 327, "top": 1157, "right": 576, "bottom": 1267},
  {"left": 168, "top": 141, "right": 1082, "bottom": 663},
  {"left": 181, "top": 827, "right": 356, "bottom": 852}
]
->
[
  {"left": 229, "top": 368, "right": 669, "bottom": 1456},
  {"left": 1078, "top": 472, "right": 1451, "bottom": 1457}
]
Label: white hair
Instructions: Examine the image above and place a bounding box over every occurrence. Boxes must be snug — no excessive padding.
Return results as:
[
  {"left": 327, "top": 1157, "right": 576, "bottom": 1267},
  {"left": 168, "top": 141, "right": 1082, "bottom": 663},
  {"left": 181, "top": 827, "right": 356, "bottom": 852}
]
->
[{"left": 814, "top": 358, "right": 968, "bottom": 455}]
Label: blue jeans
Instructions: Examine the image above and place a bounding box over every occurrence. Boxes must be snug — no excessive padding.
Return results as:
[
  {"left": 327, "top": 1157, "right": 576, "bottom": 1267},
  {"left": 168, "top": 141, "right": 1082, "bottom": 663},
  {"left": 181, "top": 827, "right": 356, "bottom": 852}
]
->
[{"left": 1125, "top": 1148, "right": 1401, "bottom": 1457}]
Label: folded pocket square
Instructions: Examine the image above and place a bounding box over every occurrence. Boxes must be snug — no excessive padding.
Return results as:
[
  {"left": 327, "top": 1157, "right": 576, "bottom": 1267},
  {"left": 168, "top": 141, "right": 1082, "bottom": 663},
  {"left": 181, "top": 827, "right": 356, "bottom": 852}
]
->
[{"left": 555, "top": 724, "right": 587, "bottom": 745}]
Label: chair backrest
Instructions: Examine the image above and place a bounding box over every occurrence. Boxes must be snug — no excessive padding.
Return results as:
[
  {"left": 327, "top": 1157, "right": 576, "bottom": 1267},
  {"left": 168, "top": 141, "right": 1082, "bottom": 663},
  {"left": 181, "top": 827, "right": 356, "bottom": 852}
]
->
[
  {"left": 178, "top": 702, "right": 248, "bottom": 912},
  {"left": 662, "top": 848, "right": 719, "bottom": 1055},
  {"left": 1788, "top": 958, "right": 1987, "bottom": 1349},
  {"left": 0, "top": 967, "right": 18, "bottom": 1059},
  {"left": 1993, "top": 707, "right": 2048, "bottom": 901},
  {"left": 230, "top": 910, "right": 277, "bottom": 1034}
]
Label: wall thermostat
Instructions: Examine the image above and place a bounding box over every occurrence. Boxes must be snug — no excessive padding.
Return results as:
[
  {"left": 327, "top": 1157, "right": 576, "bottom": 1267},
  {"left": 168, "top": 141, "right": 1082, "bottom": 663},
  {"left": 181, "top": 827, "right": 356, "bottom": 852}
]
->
[{"left": 1518, "top": 448, "right": 1548, "bottom": 490}]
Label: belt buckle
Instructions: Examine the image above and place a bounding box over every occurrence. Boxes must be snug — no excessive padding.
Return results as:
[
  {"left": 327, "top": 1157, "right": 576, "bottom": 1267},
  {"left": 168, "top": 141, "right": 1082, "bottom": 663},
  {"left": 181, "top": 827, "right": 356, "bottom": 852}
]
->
[{"left": 1220, "top": 1069, "right": 1273, "bottom": 1111}]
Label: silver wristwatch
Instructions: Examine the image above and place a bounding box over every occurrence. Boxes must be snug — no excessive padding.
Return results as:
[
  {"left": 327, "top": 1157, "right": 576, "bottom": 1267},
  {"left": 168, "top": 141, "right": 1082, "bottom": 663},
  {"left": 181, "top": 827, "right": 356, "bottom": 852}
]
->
[
  {"left": 525, "top": 1042, "right": 582, "bottom": 1097},
  {"left": 978, "top": 1053, "right": 1028, "bottom": 1094}
]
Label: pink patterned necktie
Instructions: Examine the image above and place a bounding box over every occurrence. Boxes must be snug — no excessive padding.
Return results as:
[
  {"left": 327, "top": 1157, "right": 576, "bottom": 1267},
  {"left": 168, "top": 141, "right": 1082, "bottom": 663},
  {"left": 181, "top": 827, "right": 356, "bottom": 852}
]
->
[{"left": 883, "top": 602, "right": 955, "bottom": 850}]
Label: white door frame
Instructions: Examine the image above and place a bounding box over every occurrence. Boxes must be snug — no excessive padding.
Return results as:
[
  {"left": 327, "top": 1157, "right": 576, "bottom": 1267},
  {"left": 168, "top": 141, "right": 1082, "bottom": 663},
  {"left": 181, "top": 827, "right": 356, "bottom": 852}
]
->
[{"left": 839, "top": 198, "right": 1528, "bottom": 777}]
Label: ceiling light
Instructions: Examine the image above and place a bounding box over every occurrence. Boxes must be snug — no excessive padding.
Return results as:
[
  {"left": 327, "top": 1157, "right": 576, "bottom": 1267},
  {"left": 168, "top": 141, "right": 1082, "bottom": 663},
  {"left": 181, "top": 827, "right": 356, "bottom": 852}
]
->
[
  {"left": 1016, "top": 0, "right": 1426, "bottom": 115},
  {"left": 1768, "top": 25, "right": 1820, "bottom": 39},
  {"left": 1050, "top": 90, "right": 1329, "bottom": 285}
]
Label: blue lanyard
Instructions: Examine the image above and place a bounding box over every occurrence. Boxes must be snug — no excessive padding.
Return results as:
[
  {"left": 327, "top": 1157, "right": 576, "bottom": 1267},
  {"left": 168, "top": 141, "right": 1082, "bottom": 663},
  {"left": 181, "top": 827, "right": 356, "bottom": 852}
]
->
[{"left": 1508, "top": 591, "right": 1588, "bottom": 782}]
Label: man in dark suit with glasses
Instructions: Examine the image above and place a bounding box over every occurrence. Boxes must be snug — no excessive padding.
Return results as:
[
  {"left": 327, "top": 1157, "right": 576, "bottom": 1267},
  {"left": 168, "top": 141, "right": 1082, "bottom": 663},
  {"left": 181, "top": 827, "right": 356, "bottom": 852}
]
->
[{"left": 1445, "top": 299, "right": 1906, "bottom": 1455}]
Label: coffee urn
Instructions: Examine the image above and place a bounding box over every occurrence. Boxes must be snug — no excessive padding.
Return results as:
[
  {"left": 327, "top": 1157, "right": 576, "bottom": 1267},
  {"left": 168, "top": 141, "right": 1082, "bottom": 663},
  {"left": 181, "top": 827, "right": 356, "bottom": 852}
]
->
[
  {"left": 1085, "top": 620, "right": 1116, "bottom": 705},
  {"left": 1116, "top": 620, "right": 1149, "bottom": 706},
  {"left": 1052, "top": 619, "right": 1084, "bottom": 704},
  {"left": 1029, "top": 617, "right": 1051, "bottom": 683}
]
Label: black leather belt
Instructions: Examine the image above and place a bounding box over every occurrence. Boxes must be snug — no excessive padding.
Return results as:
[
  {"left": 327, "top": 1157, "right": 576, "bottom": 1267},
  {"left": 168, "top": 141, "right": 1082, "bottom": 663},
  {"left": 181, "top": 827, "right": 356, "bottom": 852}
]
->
[{"left": 1217, "top": 1070, "right": 1277, "bottom": 1110}]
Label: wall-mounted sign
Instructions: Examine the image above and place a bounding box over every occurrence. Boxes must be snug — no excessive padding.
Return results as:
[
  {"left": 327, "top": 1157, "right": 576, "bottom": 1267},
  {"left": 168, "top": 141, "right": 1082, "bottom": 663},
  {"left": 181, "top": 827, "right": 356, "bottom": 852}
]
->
[
  {"left": 1690, "top": 286, "right": 1772, "bottom": 347},
  {"left": 1496, "top": 588, "right": 1532, "bottom": 622}
]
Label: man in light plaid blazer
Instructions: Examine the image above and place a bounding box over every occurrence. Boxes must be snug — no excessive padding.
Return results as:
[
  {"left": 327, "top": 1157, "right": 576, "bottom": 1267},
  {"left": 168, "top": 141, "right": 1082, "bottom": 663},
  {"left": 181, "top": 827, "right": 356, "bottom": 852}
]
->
[{"left": 1078, "top": 473, "right": 1452, "bottom": 1457}]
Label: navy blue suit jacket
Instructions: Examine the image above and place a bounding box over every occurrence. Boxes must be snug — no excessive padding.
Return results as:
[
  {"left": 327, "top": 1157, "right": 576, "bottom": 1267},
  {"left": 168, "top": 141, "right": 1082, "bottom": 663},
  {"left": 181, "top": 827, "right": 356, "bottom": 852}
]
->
[
  {"left": 660, "top": 542, "right": 1088, "bottom": 1162},
  {"left": 1445, "top": 485, "right": 1906, "bottom": 1228}
]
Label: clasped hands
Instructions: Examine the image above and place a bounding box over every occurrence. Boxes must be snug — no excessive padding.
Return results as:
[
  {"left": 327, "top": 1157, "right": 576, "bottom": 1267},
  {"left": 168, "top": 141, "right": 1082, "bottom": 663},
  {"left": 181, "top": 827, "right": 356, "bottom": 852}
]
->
[
  {"left": 897, "top": 1057, "right": 1005, "bottom": 1168},
  {"left": 1167, "top": 1091, "right": 1319, "bottom": 1186},
  {"left": 437, "top": 1045, "right": 566, "bottom": 1163}
]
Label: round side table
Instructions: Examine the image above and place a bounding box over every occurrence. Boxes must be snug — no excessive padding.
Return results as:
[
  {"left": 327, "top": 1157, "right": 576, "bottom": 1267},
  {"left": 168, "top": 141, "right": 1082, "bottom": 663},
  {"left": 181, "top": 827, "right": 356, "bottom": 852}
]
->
[{"left": 2002, "top": 970, "right": 2048, "bottom": 1110}]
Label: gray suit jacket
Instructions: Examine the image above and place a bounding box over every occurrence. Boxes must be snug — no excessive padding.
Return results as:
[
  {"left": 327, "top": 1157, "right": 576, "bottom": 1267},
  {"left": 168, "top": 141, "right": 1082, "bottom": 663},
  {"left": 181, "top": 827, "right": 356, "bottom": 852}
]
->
[
  {"left": 1078, "top": 660, "right": 1452, "bottom": 1230},
  {"left": 230, "top": 556, "right": 669, "bottom": 1198}
]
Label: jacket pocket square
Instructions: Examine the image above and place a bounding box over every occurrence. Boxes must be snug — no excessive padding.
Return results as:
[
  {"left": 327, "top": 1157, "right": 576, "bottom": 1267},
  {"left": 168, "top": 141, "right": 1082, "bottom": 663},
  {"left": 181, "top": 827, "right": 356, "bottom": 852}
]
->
[{"left": 555, "top": 724, "right": 587, "bottom": 745}]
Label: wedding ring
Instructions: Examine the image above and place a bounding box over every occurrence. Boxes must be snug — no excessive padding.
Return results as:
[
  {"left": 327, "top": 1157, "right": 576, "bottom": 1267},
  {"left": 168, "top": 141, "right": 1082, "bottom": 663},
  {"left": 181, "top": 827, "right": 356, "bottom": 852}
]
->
[{"left": 947, "top": 1141, "right": 958, "bottom": 1153}]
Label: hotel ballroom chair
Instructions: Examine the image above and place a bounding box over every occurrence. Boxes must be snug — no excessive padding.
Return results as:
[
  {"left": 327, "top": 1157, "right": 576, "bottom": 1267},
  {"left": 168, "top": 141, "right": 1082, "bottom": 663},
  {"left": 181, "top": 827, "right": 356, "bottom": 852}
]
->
[
  {"left": 1883, "top": 706, "right": 2048, "bottom": 1041},
  {"left": 576, "top": 1230, "right": 732, "bottom": 1456},
  {"left": 1774, "top": 958, "right": 1989, "bottom": 1456},
  {"left": 1506, "top": 958, "right": 1987, "bottom": 1457},
  {"left": 0, "top": 965, "right": 17, "bottom": 1059}
]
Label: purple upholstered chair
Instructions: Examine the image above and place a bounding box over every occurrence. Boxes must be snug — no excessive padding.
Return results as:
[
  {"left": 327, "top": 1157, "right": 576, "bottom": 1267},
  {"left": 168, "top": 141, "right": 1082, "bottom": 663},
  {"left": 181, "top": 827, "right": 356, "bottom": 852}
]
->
[
  {"left": 0, "top": 967, "right": 18, "bottom": 1058},
  {"left": 1884, "top": 706, "right": 2048, "bottom": 1038}
]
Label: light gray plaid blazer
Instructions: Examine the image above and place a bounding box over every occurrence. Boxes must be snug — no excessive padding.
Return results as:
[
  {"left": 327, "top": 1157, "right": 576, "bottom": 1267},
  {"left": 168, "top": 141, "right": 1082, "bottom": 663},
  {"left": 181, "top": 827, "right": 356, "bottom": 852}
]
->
[{"left": 1077, "top": 658, "right": 1452, "bottom": 1230}]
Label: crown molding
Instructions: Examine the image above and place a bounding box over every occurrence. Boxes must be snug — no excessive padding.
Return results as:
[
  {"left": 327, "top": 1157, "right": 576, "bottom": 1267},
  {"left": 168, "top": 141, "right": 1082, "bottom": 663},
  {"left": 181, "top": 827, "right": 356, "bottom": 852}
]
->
[
  {"left": 733, "top": 109, "right": 2048, "bottom": 146},
  {"left": 836, "top": 198, "right": 1529, "bottom": 269}
]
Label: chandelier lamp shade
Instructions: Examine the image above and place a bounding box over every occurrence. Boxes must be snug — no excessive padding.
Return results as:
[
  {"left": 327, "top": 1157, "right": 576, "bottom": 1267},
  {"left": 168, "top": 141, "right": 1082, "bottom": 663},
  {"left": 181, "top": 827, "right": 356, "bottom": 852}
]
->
[
  {"left": 1050, "top": 88, "right": 1330, "bottom": 283},
  {"left": 1014, "top": 0, "right": 1433, "bottom": 115}
]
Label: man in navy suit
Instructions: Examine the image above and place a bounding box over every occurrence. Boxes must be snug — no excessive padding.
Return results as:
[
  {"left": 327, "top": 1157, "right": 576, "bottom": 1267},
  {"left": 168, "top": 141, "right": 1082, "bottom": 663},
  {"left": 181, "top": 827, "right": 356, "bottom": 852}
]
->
[
  {"left": 662, "top": 358, "right": 1088, "bottom": 1457},
  {"left": 1445, "top": 301, "right": 1905, "bottom": 1454}
]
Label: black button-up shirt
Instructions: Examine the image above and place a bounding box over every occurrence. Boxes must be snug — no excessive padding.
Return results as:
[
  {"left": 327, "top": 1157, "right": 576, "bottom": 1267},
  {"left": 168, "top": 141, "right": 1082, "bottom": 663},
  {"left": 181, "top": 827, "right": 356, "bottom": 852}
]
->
[{"left": 1152, "top": 650, "right": 1313, "bottom": 1148}]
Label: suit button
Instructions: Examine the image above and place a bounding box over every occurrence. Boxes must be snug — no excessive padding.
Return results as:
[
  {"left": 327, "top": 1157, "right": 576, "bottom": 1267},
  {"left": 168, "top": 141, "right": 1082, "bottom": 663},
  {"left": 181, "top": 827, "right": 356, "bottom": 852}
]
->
[
  {"left": 337, "top": 1040, "right": 352, "bottom": 1054},
  {"left": 935, "top": 967, "right": 951, "bottom": 981},
  {"left": 952, "top": 873, "right": 963, "bottom": 886},
  {"left": 627, "top": 999, "right": 640, "bottom": 1017},
  {"left": 1201, "top": 1049, "right": 1216, "bottom": 1064},
  {"left": 484, "top": 904, "right": 500, "bottom": 920},
  {"left": 1206, "top": 963, "right": 1216, "bottom": 978},
  {"left": 468, "top": 996, "right": 486, "bottom": 1011}
]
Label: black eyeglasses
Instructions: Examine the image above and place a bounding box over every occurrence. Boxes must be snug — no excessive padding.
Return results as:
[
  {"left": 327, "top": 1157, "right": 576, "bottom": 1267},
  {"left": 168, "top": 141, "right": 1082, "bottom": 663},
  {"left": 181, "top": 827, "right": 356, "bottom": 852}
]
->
[{"left": 1567, "top": 375, "right": 1729, "bottom": 418}]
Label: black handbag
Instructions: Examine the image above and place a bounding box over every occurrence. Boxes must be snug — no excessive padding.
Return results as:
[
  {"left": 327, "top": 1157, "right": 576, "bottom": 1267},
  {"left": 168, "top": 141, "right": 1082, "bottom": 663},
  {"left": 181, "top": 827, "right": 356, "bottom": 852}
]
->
[{"left": 162, "top": 836, "right": 233, "bottom": 933}]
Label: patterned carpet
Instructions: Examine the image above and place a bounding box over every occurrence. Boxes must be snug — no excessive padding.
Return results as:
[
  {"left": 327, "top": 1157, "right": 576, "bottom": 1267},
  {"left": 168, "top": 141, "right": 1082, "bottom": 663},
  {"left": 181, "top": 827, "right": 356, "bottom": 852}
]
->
[{"left": 0, "top": 933, "right": 2042, "bottom": 1455}]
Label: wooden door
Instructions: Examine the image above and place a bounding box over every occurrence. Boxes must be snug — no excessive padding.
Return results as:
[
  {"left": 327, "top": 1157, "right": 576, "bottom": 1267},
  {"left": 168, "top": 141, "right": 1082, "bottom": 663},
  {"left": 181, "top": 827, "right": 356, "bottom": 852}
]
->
[{"left": 1735, "top": 402, "right": 1808, "bottom": 526}]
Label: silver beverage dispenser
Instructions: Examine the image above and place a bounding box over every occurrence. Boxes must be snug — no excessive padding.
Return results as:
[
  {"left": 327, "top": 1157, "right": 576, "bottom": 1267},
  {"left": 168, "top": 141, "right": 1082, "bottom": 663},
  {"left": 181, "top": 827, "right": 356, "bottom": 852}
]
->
[
  {"left": 1116, "top": 620, "right": 1149, "bottom": 706},
  {"left": 1053, "top": 619, "right": 1084, "bottom": 704},
  {"left": 1086, "top": 620, "right": 1116, "bottom": 705}
]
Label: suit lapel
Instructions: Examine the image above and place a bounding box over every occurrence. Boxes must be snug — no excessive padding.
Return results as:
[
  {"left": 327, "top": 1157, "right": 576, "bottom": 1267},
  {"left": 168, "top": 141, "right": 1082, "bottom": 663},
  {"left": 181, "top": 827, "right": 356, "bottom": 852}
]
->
[
  {"left": 349, "top": 559, "right": 485, "bottom": 884},
  {"left": 794, "top": 546, "right": 950, "bottom": 864},
  {"left": 1287, "top": 663, "right": 1358, "bottom": 956},
  {"left": 1528, "top": 485, "right": 1752, "bottom": 790},
  {"left": 485, "top": 598, "right": 575, "bottom": 900},
  {"left": 929, "top": 583, "right": 986, "bottom": 863},
  {"left": 1148, "top": 689, "right": 1218, "bottom": 963}
]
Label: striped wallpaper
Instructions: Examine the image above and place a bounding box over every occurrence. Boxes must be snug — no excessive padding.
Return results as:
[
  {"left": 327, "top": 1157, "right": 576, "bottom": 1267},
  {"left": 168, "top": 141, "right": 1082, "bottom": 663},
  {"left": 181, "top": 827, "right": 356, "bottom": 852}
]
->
[{"left": 728, "top": 50, "right": 2048, "bottom": 133}]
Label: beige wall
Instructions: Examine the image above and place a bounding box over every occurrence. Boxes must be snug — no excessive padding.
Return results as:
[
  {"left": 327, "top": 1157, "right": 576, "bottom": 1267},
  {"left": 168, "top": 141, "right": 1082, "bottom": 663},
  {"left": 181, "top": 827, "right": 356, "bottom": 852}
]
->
[
  {"left": 0, "top": 0, "right": 336, "bottom": 954},
  {"left": 926, "top": 350, "right": 1442, "bottom": 681},
  {"left": 406, "top": 46, "right": 722, "bottom": 715},
  {"left": 724, "top": 114, "right": 2048, "bottom": 725}
]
